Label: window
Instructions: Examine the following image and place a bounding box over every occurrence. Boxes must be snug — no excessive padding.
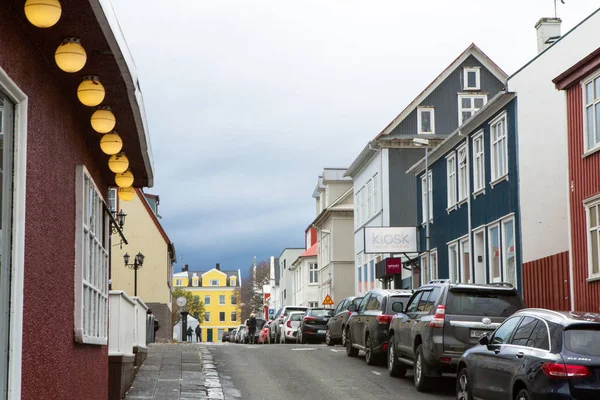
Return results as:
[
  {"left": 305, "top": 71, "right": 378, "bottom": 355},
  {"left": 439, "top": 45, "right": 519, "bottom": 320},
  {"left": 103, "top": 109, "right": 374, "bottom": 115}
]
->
[
  {"left": 457, "top": 146, "right": 468, "bottom": 202},
  {"left": 358, "top": 266, "right": 362, "bottom": 293},
  {"left": 355, "top": 190, "right": 361, "bottom": 227},
  {"left": 107, "top": 188, "right": 117, "bottom": 214},
  {"left": 217, "top": 329, "right": 224, "bottom": 340},
  {"left": 204, "top": 295, "right": 211, "bottom": 305},
  {"left": 584, "top": 74, "right": 600, "bottom": 151},
  {"left": 460, "top": 237, "right": 471, "bottom": 283},
  {"left": 510, "top": 317, "right": 537, "bottom": 346},
  {"left": 361, "top": 188, "right": 367, "bottom": 224},
  {"left": 458, "top": 94, "right": 487, "bottom": 125},
  {"left": 358, "top": 294, "right": 371, "bottom": 312},
  {"left": 463, "top": 67, "right": 481, "bottom": 90},
  {"left": 491, "top": 317, "right": 521, "bottom": 345},
  {"left": 366, "top": 294, "right": 382, "bottom": 311},
  {"left": 448, "top": 242, "right": 459, "bottom": 283},
  {"left": 528, "top": 320, "right": 550, "bottom": 350},
  {"left": 369, "top": 260, "right": 375, "bottom": 289},
  {"left": 430, "top": 249, "right": 438, "bottom": 281},
  {"left": 175, "top": 279, "right": 182, "bottom": 286},
  {"left": 192, "top": 276, "right": 199, "bottom": 287},
  {"left": 372, "top": 174, "right": 379, "bottom": 215},
  {"left": 421, "top": 171, "right": 433, "bottom": 222},
  {"left": 417, "top": 107, "right": 435, "bottom": 134},
  {"left": 309, "top": 263, "right": 318, "bottom": 284},
  {"left": 219, "top": 295, "right": 226, "bottom": 305},
  {"left": 420, "top": 253, "right": 429, "bottom": 284},
  {"left": 502, "top": 218, "right": 517, "bottom": 287},
  {"left": 74, "top": 166, "right": 109, "bottom": 345},
  {"left": 587, "top": 200, "right": 600, "bottom": 279},
  {"left": 230, "top": 295, "right": 237, "bottom": 305},
  {"left": 210, "top": 279, "right": 219, "bottom": 286},
  {"left": 309, "top": 301, "right": 319, "bottom": 308},
  {"left": 472, "top": 131, "right": 485, "bottom": 193},
  {"left": 231, "top": 312, "right": 237, "bottom": 322},
  {"left": 219, "top": 312, "right": 225, "bottom": 322},
  {"left": 490, "top": 113, "right": 508, "bottom": 182},
  {"left": 204, "top": 312, "right": 210, "bottom": 322},
  {"left": 367, "top": 180, "right": 373, "bottom": 219},
  {"left": 447, "top": 154, "right": 457, "bottom": 208},
  {"left": 488, "top": 224, "right": 501, "bottom": 282},
  {"left": 405, "top": 292, "right": 423, "bottom": 314},
  {"left": 230, "top": 277, "right": 237, "bottom": 287}
]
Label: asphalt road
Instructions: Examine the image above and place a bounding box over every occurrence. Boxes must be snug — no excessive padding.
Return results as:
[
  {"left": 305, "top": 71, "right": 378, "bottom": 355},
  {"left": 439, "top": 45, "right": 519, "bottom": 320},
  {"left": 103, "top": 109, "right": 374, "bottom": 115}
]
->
[{"left": 207, "top": 342, "right": 455, "bottom": 400}]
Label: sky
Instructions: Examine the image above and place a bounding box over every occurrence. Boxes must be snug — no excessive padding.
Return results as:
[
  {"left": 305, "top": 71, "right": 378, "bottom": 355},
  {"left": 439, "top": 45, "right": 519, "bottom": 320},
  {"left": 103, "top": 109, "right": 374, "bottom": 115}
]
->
[{"left": 110, "top": 0, "right": 599, "bottom": 274}]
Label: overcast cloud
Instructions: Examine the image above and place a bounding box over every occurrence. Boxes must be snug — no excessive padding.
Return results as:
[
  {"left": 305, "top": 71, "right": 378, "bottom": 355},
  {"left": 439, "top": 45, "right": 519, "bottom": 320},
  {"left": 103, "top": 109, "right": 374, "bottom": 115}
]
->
[{"left": 110, "top": 0, "right": 598, "bottom": 273}]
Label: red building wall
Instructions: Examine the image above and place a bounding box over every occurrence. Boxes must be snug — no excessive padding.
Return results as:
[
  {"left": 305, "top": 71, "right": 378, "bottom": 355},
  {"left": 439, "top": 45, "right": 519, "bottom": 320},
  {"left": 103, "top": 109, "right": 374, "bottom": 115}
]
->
[
  {"left": 566, "top": 83, "right": 600, "bottom": 313},
  {"left": 522, "top": 252, "right": 570, "bottom": 311},
  {"left": 0, "top": 8, "right": 109, "bottom": 400}
]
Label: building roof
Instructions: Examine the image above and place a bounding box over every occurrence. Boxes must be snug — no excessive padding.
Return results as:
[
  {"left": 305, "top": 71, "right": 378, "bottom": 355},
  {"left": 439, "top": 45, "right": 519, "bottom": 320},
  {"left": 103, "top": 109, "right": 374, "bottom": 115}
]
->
[
  {"left": 300, "top": 243, "right": 317, "bottom": 258},
  {"left": 174, "top": 268, "right": 241, "bottom": 287},
  {"left": 136, "top": 188, "right": 172, "bottom": 246}
]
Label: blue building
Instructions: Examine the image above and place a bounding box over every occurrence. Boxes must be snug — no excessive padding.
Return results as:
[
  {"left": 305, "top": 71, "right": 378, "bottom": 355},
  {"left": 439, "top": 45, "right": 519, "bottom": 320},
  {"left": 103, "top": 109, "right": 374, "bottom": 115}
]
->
[{"left": 407, "top": 92, "right": 521, "bottom": 290}]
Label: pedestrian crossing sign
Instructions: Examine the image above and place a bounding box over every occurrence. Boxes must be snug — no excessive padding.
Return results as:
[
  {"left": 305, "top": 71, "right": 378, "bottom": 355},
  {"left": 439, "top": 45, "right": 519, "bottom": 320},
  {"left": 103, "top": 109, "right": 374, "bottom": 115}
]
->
[{"left": 322, "top": 294, "right": 334, "bottom": 306}]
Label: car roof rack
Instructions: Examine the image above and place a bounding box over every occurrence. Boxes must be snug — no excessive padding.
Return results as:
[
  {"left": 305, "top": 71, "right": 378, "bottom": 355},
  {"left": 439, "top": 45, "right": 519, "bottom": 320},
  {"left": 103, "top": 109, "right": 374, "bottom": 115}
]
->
[
  {"left": 487, "top": 282, "right": 514, "bottom": 288},
  {"left": 428, "top": 279, "right": 450, "bottom": 284}
]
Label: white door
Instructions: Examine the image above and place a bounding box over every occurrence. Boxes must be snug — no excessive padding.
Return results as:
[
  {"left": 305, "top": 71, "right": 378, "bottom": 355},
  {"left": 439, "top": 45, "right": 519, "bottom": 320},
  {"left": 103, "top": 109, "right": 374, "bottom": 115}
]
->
[{"left": 474, "top": 230, "right": 486, "bottom": 284}]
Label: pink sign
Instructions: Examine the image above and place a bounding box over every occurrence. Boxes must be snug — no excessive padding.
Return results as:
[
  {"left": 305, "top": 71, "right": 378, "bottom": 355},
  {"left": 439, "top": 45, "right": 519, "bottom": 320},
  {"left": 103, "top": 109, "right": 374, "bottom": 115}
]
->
[{"left": 385, "top": 258, "right": 402, "bottom": 275}]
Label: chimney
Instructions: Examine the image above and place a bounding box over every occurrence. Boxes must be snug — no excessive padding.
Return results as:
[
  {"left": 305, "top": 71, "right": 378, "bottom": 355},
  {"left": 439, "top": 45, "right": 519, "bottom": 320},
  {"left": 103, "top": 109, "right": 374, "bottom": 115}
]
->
[
  {"left": 182, "top": 264, "right": 189, "bottom": 272},
  {"left": 535, "top": 17, "right": 561, "bottom": 53},
  {"left": 216, "top": 263, "right": 220, "bottom": 271}
]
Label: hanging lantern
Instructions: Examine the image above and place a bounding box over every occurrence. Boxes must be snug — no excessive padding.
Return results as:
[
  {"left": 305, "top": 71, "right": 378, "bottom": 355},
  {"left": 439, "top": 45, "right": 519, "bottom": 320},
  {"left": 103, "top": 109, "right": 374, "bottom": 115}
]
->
[
  {"left": 115, "top": 170, "right": 134, "bottom": 188},
  {"left": 108, "top": 153, "right": 129, "bottom": 173},
  {"left": 55, "top": 37, "right": 86, "bottom": 73},
  {"left": 91, "top": 106, "right": 116, "bottom": 133},
  {"left": 118, "top": 186, "right": 135, "bottom": 202},
  {"left": 100, "top": 132, "right": 123, "bottom": 155},
  {"left": 24, "top": 0, "right": 62, "bottom": 28},
  {"left": 77, "top": 76, "right": 105, "bottom": 107}
]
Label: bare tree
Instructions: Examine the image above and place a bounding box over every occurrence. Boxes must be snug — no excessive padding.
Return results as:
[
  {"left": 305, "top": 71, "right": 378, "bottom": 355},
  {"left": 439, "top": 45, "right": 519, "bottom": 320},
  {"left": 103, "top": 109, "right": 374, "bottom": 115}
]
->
[{"left": 235, "top": 260, "right": 271, "bottom": 322}]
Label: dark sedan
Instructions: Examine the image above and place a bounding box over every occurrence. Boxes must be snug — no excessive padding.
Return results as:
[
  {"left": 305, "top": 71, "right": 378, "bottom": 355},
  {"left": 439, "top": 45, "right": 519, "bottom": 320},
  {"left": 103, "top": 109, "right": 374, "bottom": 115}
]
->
[
  {"left": 456, "top": 308, "right": 600, "bottom": 400},
  {"left": 326, "top": 296, "right": 362, "bottom": 346},
  {"left": 222, "top": 331, "right": 231, "bottom": 342},
  {"left": 297, "top": 308, "right": 334, "bottom": 344}
]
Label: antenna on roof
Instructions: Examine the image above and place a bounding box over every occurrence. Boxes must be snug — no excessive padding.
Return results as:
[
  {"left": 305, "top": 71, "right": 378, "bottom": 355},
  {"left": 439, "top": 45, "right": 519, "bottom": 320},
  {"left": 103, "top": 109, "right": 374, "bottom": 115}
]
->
[{"left": 554, "top": 0, "right": 565, "bottom": 18}]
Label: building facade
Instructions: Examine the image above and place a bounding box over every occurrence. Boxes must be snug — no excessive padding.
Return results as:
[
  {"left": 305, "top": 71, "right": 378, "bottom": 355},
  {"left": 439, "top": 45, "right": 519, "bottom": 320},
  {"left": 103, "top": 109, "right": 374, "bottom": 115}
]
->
[
  {"left": 277, "top": 248, "right": 304, "bottom": 307},
  {"left": 290, "top": 228, "right": 319, "bottom": 307}
]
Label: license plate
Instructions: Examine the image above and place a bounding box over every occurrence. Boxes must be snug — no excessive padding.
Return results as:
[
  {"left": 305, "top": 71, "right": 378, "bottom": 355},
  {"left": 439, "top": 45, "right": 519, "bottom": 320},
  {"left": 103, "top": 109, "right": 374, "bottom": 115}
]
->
[
  {"left": 470, "top": 330, "right": 491, "bottom": 338},
  {"left": 318, "top": 330, "right": 326, "bottom": 334}
]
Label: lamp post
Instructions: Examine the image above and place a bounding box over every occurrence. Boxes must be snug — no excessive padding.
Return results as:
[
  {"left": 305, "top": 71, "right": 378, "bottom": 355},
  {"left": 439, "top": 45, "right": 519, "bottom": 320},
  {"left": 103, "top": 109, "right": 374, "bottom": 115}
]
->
[
  {"left": 413, "top": 138, "right": 430, "bottom": 286},
  {"left": 124, "top": 252, "right": 145, "bottom": 296}
]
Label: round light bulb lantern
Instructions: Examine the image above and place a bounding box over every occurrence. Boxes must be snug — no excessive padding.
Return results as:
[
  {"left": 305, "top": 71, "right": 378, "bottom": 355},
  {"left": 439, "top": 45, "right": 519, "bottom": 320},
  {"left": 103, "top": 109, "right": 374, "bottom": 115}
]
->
[
  {"left": 24, "top": 0, "right": 62, "bottom": 28},
  {"left": 55, "top": 37, "right": 87, "bottom": 73},
  {"left": 118, "top": 186, "right": 135, "bottom": 202},
  {"left": 100, "top": 132, "right": 123, "bottom": 155},
  {"left": 77, "top": 76, "right": 105, "bottom": 107},
  {"left": 108, "top": 153, "right": 129, "bottom": 173},
  {"left": 91, "top": 107, "right": 116, "bottom": 133},
  {"left": 115, "top": 170, "right": 134, "bottom": 188}
]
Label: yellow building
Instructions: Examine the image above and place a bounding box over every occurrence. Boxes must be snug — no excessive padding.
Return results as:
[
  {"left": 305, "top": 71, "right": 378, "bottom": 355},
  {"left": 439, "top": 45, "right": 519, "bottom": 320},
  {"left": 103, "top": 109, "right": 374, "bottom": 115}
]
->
[
  {"left": 110, "top": 189, "right": 176, "bottom": 342},
  {"left": 173, "top": 264, "right": 241, "bottom": 342}
]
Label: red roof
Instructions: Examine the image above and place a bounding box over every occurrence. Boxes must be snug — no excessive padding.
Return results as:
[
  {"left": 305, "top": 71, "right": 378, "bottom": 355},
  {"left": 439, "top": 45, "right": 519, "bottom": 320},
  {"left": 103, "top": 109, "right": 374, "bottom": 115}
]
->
[{"left": 300, "top": 243, "right": 317, "bottom": 257}]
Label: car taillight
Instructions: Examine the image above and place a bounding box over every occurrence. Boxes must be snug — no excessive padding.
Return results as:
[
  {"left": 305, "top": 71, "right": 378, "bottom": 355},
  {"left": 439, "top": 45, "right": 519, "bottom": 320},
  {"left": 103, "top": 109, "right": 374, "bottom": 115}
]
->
[
  {"left": 542, "top": 363, "right": 591, "bottom": 378},
  {"left": 286, "top": 320, "right": 292, "bottom": 328},
  {"left": 304, "top": 316, "right": 316, "bottom": 322},
  {"left": 377, "top": 315, "right": 393, "bottom": 324},
  {"left": 429, "top": 305, "right": 445, "bottom": 328}
]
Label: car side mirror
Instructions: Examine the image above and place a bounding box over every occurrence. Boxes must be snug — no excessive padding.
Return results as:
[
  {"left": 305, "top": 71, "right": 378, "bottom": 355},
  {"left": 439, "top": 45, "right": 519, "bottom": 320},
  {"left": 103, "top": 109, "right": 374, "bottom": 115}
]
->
[
  {"left": 348, "top": 304, "right": 357, "bottom": 312},
  {"left": 479, "top": 334, "right": 490, "bottom": 346}
]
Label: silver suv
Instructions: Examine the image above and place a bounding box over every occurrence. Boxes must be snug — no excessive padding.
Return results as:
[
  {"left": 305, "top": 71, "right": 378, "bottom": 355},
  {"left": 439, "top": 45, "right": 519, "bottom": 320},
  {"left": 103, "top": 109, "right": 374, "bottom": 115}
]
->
[{"left": 387, "top": 280, "right": 525, "bottom": 392}]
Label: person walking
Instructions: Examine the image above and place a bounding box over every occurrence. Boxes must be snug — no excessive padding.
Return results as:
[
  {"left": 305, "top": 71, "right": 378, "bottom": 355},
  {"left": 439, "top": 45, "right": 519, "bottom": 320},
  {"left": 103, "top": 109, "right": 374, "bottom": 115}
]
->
[
  {"left": 247, "top": 313, "right": 257, "bottom": 344},
  {"left": 186, "top": 326, "right": 193, "bottom": 342},
  {"left": 195, "top": 325, "right": 202, "bottom": 342}
]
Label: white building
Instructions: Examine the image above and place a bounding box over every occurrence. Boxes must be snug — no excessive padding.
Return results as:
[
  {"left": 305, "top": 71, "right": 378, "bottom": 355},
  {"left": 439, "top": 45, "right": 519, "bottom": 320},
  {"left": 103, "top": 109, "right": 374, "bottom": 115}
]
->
[
  {"left": 277, "top": 248, "right": 304, "bottom": 307},
  {"left": 289, "top": 228, "right": 319, "bottom": 307},
  {"left": 268, "top": 256, "right": 281, "bottom": 317}
]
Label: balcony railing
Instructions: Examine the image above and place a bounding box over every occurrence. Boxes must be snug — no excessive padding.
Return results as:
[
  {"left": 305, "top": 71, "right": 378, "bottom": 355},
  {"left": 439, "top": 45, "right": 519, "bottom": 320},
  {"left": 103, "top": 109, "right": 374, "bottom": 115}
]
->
[
  {"left": 108, "top": 290, "right": 136, "bottom": 356},
  {"left": 132, "top": 296, "right": 148, "bottom": 349}
]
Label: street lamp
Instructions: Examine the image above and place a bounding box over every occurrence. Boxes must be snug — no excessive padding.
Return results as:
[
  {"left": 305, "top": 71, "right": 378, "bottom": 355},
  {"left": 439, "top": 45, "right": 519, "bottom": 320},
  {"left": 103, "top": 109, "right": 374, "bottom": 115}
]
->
[
  {"left": 124, "top": 252, "right": 145, "bottom": 296},
  {"left": 413, "top": 138, "right": 430, "bottom": 286},
  {"left": 111, "top": 209, "right": 126, "bottom": 234}
]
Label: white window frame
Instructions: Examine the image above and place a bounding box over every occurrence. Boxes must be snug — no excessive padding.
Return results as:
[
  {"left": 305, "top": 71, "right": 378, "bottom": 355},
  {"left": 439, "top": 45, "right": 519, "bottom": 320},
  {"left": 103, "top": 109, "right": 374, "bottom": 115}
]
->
[
  {"left": 446, "top": 153, "right": 457, "bottom": 208},
  {"left": 373, "top": 173, "right": 379, "bottom": 215},
  {"left": 420, "top": 253, "right": 429, "bottom": 285},
  {"left": 231, "top": 312, "right": 237, "bottom": 322},
  {"left": 309, "top": 301, "right": 319, "bottom": 308},
  {"left": 586, "top": 199, "right": 600, "bottom": 280},
  {"left": 472, "top": 130, "right": 485, "bottom": 194},
  {"left": 459, "top": 237, "right": 471, "bottom": 283},
  {"left": 490, "top": 112, "right": 509, "bottom": 184},
  {"left": 417, "top": 107, "right": 435, "bottom": 135},
  {"left": 430, "top": 249, "right": 438, "bottom": 281},
  {"left": 175, "top": 279, "right": 182, "bottom": 286},
  {"left": 421, "top": 171, "right": 433, "bottom": 223},
  {"left": 108, "top": 187, "right": 117, "bottom": 214},
  {"left": 219, "top": 312, "right": 226, "bottom": 322},
  {"left": 204, "top": 295, "right": 211, "bottom": 305},
  {"left": 502, "top": 217, "right": 517, "bottom": 287},
  {"left": 192, "top": 277, "right": 199, "bottom": 287},
  {"left": 582, "top": 72, "right": 600, "bottom": 152},
  {"left": 355, "top": 190, "right": 361, "bottom": 227},
  {"left": 361, "top": 188, "right": 367, "bottom": 224},
  {"left": 219, "top": 295, "right": 226, "bottom": 305},
  {"left": 230, "top": 277, "right": 236, "bottom": 287},
  {"left": 210, "top": 279, "right": 219, "bottom": 286},
  {"left": 309, "top": 263, "right": 318, "bottom": 284},
  {"left": 463, "top": 67, "right": 481, "bottom": 90},
  {"left": 488, "top": 223, "right": 502, "bottom": 283},
  {"left": 457, "top": 145, "right": 469, "bottom": 202},
  {"left": 74, "top": 165, "right": 109, "bottom": 346},
  {"left": 367, "top": 180, "right": 373, "bottom": 220},
  {"left": 458, "top": 94, "right": 487, "bottom": 125},
  {"left": 448, "top": 242, "right": 459, "bottom": 283},
  {"left": 204, "top": 312, "right": 210, "bottom": 322}
]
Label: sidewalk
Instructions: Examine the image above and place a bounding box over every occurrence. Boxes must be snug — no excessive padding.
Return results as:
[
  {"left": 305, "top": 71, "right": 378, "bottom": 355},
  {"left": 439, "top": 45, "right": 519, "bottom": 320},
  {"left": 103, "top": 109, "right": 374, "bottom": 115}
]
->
[{"left": 125, "top": 343, "right": 223, "bottom": 400}]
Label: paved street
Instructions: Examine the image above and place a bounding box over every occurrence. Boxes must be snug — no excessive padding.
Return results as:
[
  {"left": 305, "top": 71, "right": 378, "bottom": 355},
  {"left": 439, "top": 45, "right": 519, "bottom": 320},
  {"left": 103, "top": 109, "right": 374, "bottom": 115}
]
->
[{"left": 210, "top": 343, "right": 455, "bottom": 399}]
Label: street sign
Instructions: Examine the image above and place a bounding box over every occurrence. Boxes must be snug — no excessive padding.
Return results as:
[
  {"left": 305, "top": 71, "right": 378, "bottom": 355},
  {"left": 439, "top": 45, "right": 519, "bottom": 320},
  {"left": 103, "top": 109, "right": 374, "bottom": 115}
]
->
[
  {"left": 268, "top": 309, "right": 274, "bottom": 315},
  {"left": 322, "top": 295, "right": 334, "bottom": 306}
]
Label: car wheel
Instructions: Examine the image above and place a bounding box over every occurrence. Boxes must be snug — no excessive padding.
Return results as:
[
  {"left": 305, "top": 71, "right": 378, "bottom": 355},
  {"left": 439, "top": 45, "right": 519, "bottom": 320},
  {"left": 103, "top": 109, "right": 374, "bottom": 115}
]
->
[
  {"left": 414, "top": 344, "right": 432, "bottom": 392},
  {"left": 300, "top": 330, "right": 307, "bottom": 344},
  {"left": 326, "top": 328, "right": 333, "bottom": 346},
  {"left": 280, "top": 332, "right": 285, "bottom": 344},
  {"left": 387, "top": 335, "right": 407, "bottom": 378},
  {"left": 516, "top": 389, "right": 531, "bottom": 400},
  {"left": 456, "top": 368, "right": 472, "bottom": 400},
  {"left": 341, "top": 326, "right": 347, "bottom": 347},
  {"left": 365, "top": 333, "right": 378, "bottom": 365},
  {"left": 345, "top": 329, "right": 358, "bottom": 357}
]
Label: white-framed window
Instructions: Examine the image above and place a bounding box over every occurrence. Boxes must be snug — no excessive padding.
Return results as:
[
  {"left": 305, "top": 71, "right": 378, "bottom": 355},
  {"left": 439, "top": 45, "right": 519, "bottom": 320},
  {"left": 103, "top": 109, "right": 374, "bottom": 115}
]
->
[
  {"left": 204, "top": 295, "right": 211, "bottom": 305},
  {"left": 583, "top": 73, "right": 600, "bottom": 151},
  {"left": 230, "top": 276, "right": 237, "bottom": 287},
  {"left": 230, "top": 294, "right": 237, "bottom": 305},
  {"left": 458, "top": 94, "right": 487, "bottom": 125},
  {"left": 367, "top": 180, "right": 373, "bottom": 220},
  {"left": 192, "top": 276, "right": 199, "bottom": 287},
  {"left": 421, "top": 171, "right": 433, "bottom": 223},
  {"left": 74, "top": 165, "right": 109, "bottom": 345},
  {"left": 460, "top": 237, "right": 471, "bottom": 283},
  {"left": 420, "top": 253, "right": 429, "bottom": 284},
  {"left": 430, "top": 249, "right": 438, "bottom": 281},
  {"left": 490, "top": 113, "right": 508, "bottom": 182},
  {"left": 472, "top": 131, "right": 485, "bottom": 193},
  {"left": 586, "top": 200, "right": 600, "bottom": 279},
  {"left": 204, "top": 312, "right": 210, "bottom": 322},
  {"left": 107, "top": 187, "right": 117, "bottom": 214},
  {"left": 355, "top": 190, "right": 361, "bottom": 227},
  {"left": 417, "top": 107, "right": 435, "bottom": 135},
  {"left": 463, "top": 67, "right": 481, "bottom": 90},
  {"left": 219, "top": 312, "right": 225, "bottom": 322},
  {"left": 210, "top": 279, "right": 219, "bottom": 286},
  {"left": 457, "top": 145, "right": 468, "bottom": 202},
  {"left": 448, "top": 242, "right": 459, "bottom": 283},
  {"left": 373, "top": 173, "right": 379, "bottom": 215},
  {"left": 309, "top": 301, "right": 319, "bottom": 308},
  {"left": 219, "top": 295, "right": 226, "bottom": 305},
  {"left": 309, "top": 263, "right": 318, "bottom": 284},
  {"left": 488, "top": 224, "right": 501, "bottom": 282},
  {"left": 447, "top": 153, "right": 457, "bottom": 208},
  {"left": 361, "top": 188, "right": 367, "bottom": 224},
  {"left": 231, "top": 312, "right": 237, "bottom": 322},
  {"left": 175, "top": 279, "right": 182, "bottom": 286},
  {"left": 502, "top": 218, "right": 517, "bottom": 287}
]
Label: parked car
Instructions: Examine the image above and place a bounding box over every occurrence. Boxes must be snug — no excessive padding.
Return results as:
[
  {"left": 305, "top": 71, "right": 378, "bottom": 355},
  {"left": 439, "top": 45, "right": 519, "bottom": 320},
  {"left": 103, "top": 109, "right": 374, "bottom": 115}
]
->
[
  {"left": 346, "top": 289, "right": 412, "bottom": 365},
  {"left": 234, "top": 324, "right": 246, "bottom": 343},
  {"left": 270, "top": 306, "right": 308, "bottom": 343},
  {"left": 229, "top": 329, "right": 238, "bottom": 342},
  {"left": 259, "top": 321, "right": 272, "bottom": 344},
  {"left": 387, "top": 280, "right": 525, "bottom": 392},
  {"left": 280, "top": 311, "right": 304, "bottom": 343},
  {"left": 326, "top": 296, "right": 362, "bottom": 346},
  {"left": 222, "top": 331, "right": 231, "bottom": 342},
  {"left": 297, "top": 308, "right": 334, "bottom": 344},
  {"left": 456, "top": 308, "right": 600, "bottom": 400}
]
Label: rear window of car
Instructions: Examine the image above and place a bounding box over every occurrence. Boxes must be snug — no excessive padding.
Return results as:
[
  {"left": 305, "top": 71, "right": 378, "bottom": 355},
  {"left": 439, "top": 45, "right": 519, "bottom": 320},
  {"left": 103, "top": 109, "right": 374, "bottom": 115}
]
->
[
  {"left": 256, "top": 320, "right": 266, "bottom": 329},
  {"left": 564, "top": 327, "right": 600, "bottom": 356},
  {"left": 386, "top": 296, "right": 411, "bottom": 314},
  {"left": 446, "top": 291, "right": 523, "bottom": 317},
  {"left": 310, "top": 309, "right": 334, "bottom": 317},
  {"left": 284, "top": 307, "right": 307, "bottom": 316},
  {"left": 290, "top": 313, "right": 304, "bottom": 321}
]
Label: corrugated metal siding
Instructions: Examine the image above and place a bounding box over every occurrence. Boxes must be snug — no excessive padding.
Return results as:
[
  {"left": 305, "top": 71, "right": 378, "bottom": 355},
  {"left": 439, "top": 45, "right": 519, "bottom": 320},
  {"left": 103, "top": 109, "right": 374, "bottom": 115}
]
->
[
  {"left": 389, "top": 148, "right": 425, "bottom": 227},
  {"left": 567, "top": 84, "right": 600, "bottom": 313},
  {"left": 522, "top": 252, "right": 570, "bottom": 310}
]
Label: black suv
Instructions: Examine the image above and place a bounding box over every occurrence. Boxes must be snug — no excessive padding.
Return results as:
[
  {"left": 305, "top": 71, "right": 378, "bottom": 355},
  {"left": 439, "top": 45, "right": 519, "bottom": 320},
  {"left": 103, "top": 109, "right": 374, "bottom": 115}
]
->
[
  {"left": 346, "top": 289, "right": 412, "bottom": 365},
  {"left": 387, "top": 280, "right": 524, "bottom": 391},
  {"left": 326, "top": 296, "right": 362, "bottom": 346}
]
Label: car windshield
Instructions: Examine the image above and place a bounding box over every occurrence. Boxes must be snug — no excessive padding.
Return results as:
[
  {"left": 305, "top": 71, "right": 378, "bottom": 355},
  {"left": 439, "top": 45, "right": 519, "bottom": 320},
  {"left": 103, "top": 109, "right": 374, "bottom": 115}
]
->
[
  {"left": 564, "top": 327, "right": 600, "bottom": 356},
  {"left": 290, "top": 313, "right": 304, "bottom": 321},
  {"left": 310, "top": 309, "right": 333, "bottom": 317},
  {"left": 446, "top": 291, "right": 523, "bottom": 317}
]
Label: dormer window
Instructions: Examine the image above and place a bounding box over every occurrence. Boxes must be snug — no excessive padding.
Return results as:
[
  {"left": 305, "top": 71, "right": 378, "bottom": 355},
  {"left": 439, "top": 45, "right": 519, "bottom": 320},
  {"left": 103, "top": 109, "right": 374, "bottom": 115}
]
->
[
  {"left": 417, "top": 107, "right": 435, "bottom": 135},
  {"left": 192, "top": 276, "right": 199, "bottom": 287},
  {"left": 463, "top": 67, "right": 481, "bottom": 90},
  {"left": 210, "top": 279, "right": 219, "bottom": 286},
  {"left": 230, "top": 277, "right": 237, "bottom": 287}
]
